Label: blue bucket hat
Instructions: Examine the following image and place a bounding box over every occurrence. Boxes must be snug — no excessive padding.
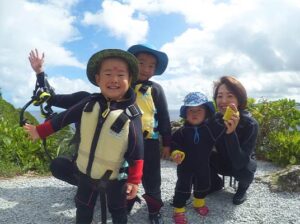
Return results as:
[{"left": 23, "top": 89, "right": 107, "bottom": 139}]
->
[
  {"left": 180, "top": 92, "right": 215, "bottom": 118},
  {"left": 127, "top": 44, "right": 168, "bottom": 75}
]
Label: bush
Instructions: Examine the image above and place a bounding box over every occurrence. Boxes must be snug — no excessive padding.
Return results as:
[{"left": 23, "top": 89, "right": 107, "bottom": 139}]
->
[
  {"left": 248, "top": 98, "right": 300, "bottom": 166},
  {"left": 0, "top": 98, "right": 74, "bottom": 175}
]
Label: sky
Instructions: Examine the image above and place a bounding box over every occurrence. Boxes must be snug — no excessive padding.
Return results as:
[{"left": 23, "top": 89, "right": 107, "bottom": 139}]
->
[{"left": 1, "top": 0, "right": 300, "bottom": 111}]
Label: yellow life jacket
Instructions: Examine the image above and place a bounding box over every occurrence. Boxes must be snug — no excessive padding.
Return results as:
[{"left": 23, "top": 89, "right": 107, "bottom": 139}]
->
[
  {"left": 134, "top": 83, "right": 158, "bottom": 139},
  {"left": 77, "top": 101, "right": 130, "bottom": 180}
]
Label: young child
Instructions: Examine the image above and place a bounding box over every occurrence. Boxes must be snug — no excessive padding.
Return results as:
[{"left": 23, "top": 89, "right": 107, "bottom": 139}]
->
[
  {"left": 171, "top": 92, "right": 239, "bottom": 224},
  {"left": 127, "top": 44, "right": 172, "bottom": 224},
  {"left": 24, "top": 49, "right": 144, "bottom": 224}
]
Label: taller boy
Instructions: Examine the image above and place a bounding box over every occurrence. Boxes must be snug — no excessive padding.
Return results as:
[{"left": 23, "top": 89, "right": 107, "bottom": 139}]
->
[{"left": 128, "top": 45, "right": 172, "bottom": 224}]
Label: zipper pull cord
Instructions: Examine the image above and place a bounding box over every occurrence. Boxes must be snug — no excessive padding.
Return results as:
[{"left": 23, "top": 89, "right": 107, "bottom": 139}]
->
[
  {"left": 194, "top": 127, "right": 200, "bottom": 144},
  {"left": 102, "top": 101, "right": 111, "bottom": 118}
]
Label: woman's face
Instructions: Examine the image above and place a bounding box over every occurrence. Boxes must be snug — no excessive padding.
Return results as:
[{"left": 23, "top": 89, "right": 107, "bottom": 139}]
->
[
  {"left": 216, "top": 84, "right": 239, "bottom": 114},
  {"left": 186, "top": 106, "right": 206, "bottom": 125}
]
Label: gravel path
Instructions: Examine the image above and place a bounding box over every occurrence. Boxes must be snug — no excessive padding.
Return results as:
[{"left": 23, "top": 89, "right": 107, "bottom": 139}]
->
[{"left": 1, "top": 160, "right": 300, "bottom": 224}]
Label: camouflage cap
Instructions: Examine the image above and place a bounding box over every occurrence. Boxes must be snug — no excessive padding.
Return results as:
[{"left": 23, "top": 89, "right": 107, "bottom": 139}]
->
[{"left": 86, "top": 49, "right": 139, "bottom": 86}]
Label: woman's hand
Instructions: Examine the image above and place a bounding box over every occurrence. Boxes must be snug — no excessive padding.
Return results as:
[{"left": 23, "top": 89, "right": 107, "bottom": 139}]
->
[{"left": 224, "top": 104, "right": 240, "bottom": 134}]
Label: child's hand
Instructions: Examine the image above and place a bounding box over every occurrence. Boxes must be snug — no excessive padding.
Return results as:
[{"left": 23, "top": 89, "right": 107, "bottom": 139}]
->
[
  {"left": 29, "top": 49, "right": 45, "bottom": 74},
  {"left": 161, "top": 146, "right": 171, "bottom": 160},
  {"left": 171, "top": 150, "right": 185, "bottom": 164},
  {"left": 126, "top": 183, "right": 138, "bottom": 200},
  {"left": 224, "top": 104, "right": 240, "bottom": 134},
  {"left": 23, "top": 123, "right": 41, "bottom": 141}
]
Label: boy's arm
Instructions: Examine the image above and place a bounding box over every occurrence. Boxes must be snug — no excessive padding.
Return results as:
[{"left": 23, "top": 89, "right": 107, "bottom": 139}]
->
[
  {"left": 29, "top": 49, "right": 91, "bottom": 109},
  {"left": 170, "top": 128, "right": 185, "bottom": 164},
  {"left": 48, "top": 91, "right": 91, "bottom": 109},
  {"left": 126, "top": 116, "right": 144, "bottom": 185},
  {"left": 152, "top": 82, "right": 172, "bottom": 158},
  {"left": 126, "top": 116, "right": 144, "bottom": 199},
  {"left": 27, "top": 99, "right": 87, "bottom": 139}
]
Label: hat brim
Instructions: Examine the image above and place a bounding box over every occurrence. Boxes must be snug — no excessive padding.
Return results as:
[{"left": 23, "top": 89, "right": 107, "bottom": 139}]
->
[
  {"left": 86, "top": 49, "right": 139, "bottom": 86},
  {"left": 127, "top": 45, "right": 168, "bottom": 76},
  {"left": 180, "top": 102, "right": 215, "bottom": 118}
]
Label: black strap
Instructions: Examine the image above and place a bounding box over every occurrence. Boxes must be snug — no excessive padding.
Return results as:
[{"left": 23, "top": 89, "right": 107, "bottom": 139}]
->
[
  {"left": 111, "top": 113, "right": 129, "bottom": 133},
  {"left": 110, "top": 104, "right": 141, "bottom": 134},
  {"left": 97, "top": 170, "right": 113, "bottom": 224},
  {"left": 138, "top": 84, "right": 150, "bottom": 95},
  {"left": 125, "top": 104, "right": 141, "bottom": 118},
  {"left": 100, "top": 192, "right": 107, "bottom": 224}
]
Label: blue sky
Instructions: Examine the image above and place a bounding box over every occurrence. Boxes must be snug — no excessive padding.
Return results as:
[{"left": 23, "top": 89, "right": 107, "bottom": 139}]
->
[{"left": 1, "top": 0, "right": 300, "bottom": 111}]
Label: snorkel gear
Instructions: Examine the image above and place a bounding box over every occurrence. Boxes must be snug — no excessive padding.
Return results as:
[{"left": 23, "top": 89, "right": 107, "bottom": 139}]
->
[{"left": 20, "top": 73, "right": 56, "bottom": 160}]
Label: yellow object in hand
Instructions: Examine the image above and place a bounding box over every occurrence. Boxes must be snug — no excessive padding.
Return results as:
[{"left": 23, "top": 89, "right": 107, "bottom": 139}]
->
[
  {"left": 171, "top": 150, "right": 186, "bottom": 163},
  {"left": 223, "top": 106, "right": 236, "bottom": 121}
]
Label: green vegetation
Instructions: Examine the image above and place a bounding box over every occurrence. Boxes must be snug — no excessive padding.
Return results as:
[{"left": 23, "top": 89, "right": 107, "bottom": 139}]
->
[
  {"left": 248, "top": 98, "right": 300, "bottom": 166},
  {"left": 0, "top": 95, "right": 299, "bottom": 177},
  {"left": 0, "top": 97, "right": 74, "bottom": 177}
]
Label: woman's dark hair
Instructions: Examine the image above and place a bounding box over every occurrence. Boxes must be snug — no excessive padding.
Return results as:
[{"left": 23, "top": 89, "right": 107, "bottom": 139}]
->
[{"left": 213, "top": 76, "right": 247, "bottom": 110}]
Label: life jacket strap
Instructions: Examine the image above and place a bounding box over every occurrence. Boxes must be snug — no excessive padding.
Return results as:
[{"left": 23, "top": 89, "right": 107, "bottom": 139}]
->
[
  {"left": 138, "top": 84, "right": 150, "bottom": 94},
  {"left": 111, "top": 104, "right": 142, "bottom": 134}
]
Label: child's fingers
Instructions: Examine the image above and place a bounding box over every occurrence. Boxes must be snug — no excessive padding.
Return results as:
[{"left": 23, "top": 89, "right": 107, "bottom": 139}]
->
[
  {"left": 126, "top": 184, "right": 132, "bottom": 194},
  {"left": 126, "top": 184, "right": 138, "bottom": 200}
]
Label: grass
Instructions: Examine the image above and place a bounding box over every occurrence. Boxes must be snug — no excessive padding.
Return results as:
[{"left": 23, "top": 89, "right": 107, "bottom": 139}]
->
[{"left": 0, "top": 161, "right": 24, "bottom": 178}]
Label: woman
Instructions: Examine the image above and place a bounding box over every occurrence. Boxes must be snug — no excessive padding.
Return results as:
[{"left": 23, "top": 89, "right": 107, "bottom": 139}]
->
[{"left": 209, "top": 76, "right": 259, "bottom": 205}]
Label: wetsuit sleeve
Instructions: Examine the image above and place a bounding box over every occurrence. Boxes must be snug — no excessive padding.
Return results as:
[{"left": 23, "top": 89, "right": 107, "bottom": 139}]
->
[
  {"left": 152, "top": 82, "right": 172, "bottom": 147},
  {"left": 36, "top": 72, "right": 46, "bottom": 87},
  {"left": 36, "top": 72, "right": 90, "bottom": 109},
  {"left": 48, "top": 91, "right": 91, "bottom": 109},
  {"left": 126, "top": 115, "right": 144, "bottom": 185},
  {"left": 224, "top": 118, "right": 259, "bottom": 170},
  {"left": 171, "top": 128, "right": 184, "bottom": 152},
  {"left": 36, "top": 98, "right": 89, "bottom": 139}
]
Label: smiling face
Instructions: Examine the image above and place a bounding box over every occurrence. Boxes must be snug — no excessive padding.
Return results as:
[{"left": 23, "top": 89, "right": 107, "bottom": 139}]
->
[
  {"left": 186, "top": 106, "right": 206, "bottom": 125},
  {"left": 136, "top": 53, "right": 157, "bottom": 81},
  {"left": 95, "top": 58, "right": 131, "bottom": 101},
  {"left": 216, "top": 84, "right": 239, "bottom": 114}
]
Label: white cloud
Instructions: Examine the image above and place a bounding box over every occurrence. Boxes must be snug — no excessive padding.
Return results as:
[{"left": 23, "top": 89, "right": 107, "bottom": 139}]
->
[
  {"left": 153, "top": 73, "right": 215, "bottom": 109},
  {"left": 157, "top": 0, "right": 300, "bottom": 104},
  {"left": 48, "top": 76, "right": 98, "bottom": 95},
  {"left": 1, "top": 0, "right": 300, "bottom": 110},
  {"left": 0, "top": 0, "right": 84, "bottom": 107},
  {"left": 81, "top": 0, "right": 149, "bottom": 46}
]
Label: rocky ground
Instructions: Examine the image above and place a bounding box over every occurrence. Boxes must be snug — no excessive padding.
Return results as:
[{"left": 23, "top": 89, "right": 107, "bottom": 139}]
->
[{"left": 0, "top": 160, "right": 300, "bottom": 224}]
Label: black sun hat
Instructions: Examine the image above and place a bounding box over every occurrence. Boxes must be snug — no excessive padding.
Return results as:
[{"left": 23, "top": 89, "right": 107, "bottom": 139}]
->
[{"left": 86, "top": 49, "right": 139, "bottom": 86}]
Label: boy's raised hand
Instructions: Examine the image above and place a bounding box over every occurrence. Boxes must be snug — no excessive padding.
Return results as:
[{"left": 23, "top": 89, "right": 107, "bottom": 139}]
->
[
  {"left": 29, "top": 49, "right": 45, "bottom": 74},
  {"left": 126, "top": 183, "right": 139, "bottom": 200},
  {"left": 224, "top": 103, "right": 240, "bottom": 134},
  {"left": 23, "top": 123, "right": 41, "bottom": 141}
]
